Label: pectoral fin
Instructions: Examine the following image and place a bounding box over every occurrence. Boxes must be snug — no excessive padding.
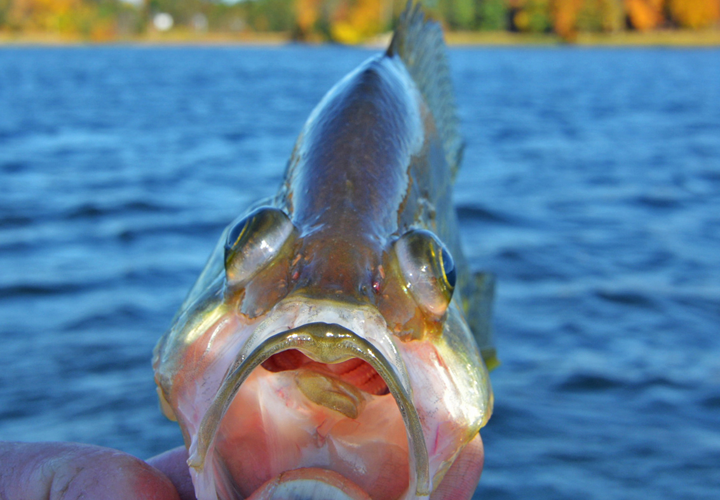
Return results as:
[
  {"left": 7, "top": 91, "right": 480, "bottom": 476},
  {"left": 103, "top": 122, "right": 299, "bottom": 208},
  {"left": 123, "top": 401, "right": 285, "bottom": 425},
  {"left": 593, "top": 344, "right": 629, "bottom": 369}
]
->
[{"left": 464, "top": 272, "right": 499, "bottom": 371}]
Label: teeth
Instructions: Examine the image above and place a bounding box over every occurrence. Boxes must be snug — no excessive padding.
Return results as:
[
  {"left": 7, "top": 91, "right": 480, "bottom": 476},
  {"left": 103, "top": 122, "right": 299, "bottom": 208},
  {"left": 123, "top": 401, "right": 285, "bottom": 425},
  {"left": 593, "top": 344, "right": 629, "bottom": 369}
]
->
[
  {"left": 246, "top": 468, "right": 371, "bottom": 500},
  {"left": 295, "top": 369, "right": 366, "bottom": 419}
]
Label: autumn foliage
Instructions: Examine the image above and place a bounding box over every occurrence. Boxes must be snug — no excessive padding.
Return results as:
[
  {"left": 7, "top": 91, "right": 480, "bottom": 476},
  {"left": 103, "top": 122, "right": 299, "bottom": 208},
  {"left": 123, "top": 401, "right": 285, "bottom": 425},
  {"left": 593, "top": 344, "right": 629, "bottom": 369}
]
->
[
  {"left": 294, "top": 0, "right": 390, "bottom": 43},
  {"left": 0, "top": 0, "right": 719, "bottom": 42},
  {"left": 624, "top": 0, "right": 664, "bottom": 30},
  {"left": 2, "top": 0, "right": 132, "bottom": 39},
  {"left": 667, "top": 0, "right": 720, "bottom": 28},
  {"left": 550, "top": 0, "right": 583, "bottom": 39},
  {"left": 330, "top": 0, "right": 389, "bottom": 44}
]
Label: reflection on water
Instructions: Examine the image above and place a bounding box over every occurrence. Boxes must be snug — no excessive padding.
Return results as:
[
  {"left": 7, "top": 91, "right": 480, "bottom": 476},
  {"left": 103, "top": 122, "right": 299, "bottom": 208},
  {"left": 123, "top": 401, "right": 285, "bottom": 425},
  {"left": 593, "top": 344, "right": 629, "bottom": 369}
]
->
[{"left": 1, "top": 47, "right": 719, "bottom": 499}]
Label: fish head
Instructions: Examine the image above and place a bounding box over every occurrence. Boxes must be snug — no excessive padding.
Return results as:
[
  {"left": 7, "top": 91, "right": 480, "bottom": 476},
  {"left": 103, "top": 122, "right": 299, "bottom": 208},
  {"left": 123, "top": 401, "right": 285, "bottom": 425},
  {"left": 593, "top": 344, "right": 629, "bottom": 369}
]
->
[{"left": 153, "top": 205, "right": 493, "bottom": 500}]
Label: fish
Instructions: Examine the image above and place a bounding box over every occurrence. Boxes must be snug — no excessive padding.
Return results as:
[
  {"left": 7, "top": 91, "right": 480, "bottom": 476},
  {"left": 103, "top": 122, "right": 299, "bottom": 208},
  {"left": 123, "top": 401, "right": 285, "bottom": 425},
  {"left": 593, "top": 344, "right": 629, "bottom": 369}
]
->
[{"left": 152, "top": 3, "right": 497, "bottom": 499}]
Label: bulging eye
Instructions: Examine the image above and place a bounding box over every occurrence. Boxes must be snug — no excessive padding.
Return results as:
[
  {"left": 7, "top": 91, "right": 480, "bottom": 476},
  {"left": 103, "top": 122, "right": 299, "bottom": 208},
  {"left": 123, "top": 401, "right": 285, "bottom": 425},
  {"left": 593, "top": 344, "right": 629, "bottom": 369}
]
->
[
  {"left": 224, "top": 207, "right": 295, "bottom": 287},
  {"left": 395, "top": 229, "right": 456, "bottom": 317}
]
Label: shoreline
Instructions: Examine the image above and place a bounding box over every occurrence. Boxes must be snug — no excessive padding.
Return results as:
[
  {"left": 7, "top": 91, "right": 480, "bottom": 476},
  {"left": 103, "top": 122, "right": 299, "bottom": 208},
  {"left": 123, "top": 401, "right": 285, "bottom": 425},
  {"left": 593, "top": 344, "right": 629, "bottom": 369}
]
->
[
  {"left": 2, "top": 29, "right": 720, "bottom": 48},
  {"left": 447, "top": 29, "right": 720, "bottom": 47}
]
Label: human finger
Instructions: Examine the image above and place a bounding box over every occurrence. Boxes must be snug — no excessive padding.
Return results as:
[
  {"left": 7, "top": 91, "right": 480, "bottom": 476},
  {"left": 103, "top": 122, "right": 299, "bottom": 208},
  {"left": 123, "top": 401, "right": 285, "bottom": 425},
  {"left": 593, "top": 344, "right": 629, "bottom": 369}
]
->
[
  {"left": 147, "top": 446, "right": 196, "bottom": 500},
  {"left": 0, "top": 441, "right": 180, "bottom": 500}
]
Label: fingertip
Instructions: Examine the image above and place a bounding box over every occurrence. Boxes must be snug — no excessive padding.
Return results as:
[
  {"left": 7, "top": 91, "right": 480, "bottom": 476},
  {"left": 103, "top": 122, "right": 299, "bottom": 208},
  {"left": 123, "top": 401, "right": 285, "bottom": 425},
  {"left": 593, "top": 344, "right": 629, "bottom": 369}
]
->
[
  {"left": 147, "top": 446, "right": 196, "bottom": 500},
  {"left": 54, "top": 446, "right": 182, "bottom": 500}
]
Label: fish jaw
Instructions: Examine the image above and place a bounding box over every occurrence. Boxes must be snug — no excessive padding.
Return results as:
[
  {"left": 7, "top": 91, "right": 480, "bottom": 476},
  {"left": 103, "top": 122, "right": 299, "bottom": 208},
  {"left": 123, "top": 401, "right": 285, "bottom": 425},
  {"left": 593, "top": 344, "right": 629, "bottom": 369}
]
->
[
  {"left": 246, "top": 468, "right": 372, "bottom": 500},
  {"left": 155, "top": 296, "right": 491, "bottom": 500},
  {"left": 199, "top": 362, "right": 412, "bottom": 500},
  {"left": 183, "top": 299, "right": 427, "bottom": 500}
]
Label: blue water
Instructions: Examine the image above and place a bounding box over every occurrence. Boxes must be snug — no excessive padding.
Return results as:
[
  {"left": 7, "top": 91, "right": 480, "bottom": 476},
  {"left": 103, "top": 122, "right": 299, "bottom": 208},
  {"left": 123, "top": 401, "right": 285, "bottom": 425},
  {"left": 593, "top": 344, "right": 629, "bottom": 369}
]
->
[{"left": 1, "top": 46, "right": 719, "bottom": 499}]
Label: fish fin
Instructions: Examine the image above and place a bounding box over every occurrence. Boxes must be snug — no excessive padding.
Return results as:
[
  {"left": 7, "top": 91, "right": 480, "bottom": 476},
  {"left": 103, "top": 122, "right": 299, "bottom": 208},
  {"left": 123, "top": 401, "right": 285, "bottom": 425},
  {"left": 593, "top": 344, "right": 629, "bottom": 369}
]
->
[
  {"left": 464, "top": 271, "right": 499, "bottom": 371},
  {"left": 387, "top": 1, "right": 464, "bottom": 179}
]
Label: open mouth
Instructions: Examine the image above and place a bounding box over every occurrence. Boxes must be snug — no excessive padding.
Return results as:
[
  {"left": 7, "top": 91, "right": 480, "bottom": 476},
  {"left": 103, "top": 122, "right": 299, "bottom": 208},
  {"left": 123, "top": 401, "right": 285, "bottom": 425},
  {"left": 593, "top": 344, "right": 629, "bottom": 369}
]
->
[{"left": 188, "top": 322, "right": 430, "bottom": 500}]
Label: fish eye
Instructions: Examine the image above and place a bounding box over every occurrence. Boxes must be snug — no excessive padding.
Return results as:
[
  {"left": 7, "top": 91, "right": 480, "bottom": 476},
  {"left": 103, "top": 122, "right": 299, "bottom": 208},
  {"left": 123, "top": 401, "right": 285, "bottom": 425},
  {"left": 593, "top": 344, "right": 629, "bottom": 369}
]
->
[
  {"left": 224, "top": 207, "right": 295, "bottom": 287},
  {"left": 395, "top": 229, "right": 456, "bottom": 317},
  {"left": 441, "top": 246, "right": 456, "bottom": 290}
]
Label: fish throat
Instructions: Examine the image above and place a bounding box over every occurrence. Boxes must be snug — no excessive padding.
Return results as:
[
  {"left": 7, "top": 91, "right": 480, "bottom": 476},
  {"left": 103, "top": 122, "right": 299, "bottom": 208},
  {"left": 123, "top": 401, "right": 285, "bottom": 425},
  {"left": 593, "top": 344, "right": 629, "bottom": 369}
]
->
[{"left": 191, "top": 322, "right": 429, "bottom": 500}]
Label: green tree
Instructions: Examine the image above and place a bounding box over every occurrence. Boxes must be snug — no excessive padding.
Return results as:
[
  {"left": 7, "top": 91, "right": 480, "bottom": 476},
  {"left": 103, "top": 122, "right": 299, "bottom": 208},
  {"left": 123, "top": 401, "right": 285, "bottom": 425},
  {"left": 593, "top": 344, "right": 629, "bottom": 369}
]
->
[
  {"left": 246, "top": 0, "right": 295, "bottom": 31},
  {"left": 478, "top": 0, "right": 509, "bottom": 30},
  {"left": 452, "top": 0, "right": 476, "bottom": 28},
  {"left": 0, "top": 0, "right": 10, "bottom": 28},
  {"left": 576, "top": 0, "right": 624, "bottom": 32},
  {"left": 512, "top": 0, "right": 551, "bottom": 33}
]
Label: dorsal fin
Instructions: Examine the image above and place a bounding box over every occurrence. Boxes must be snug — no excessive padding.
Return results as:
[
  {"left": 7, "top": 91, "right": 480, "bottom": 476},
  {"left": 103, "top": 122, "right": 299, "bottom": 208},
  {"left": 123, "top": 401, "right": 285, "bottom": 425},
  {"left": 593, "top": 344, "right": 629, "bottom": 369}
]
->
[{"left": 387, "top": 1, "right": 464, "bottom": 179}]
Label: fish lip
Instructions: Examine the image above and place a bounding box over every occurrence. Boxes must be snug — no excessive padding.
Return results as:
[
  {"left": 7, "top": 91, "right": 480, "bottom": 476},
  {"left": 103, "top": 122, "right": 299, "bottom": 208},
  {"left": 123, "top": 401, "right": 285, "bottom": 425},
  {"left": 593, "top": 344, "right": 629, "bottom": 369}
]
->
[
  {"left": 247, "top": 468, "right": 372, "bottom": 500},
  {"left": 189, "top": 321, "right": 430, "bottom": 498}
]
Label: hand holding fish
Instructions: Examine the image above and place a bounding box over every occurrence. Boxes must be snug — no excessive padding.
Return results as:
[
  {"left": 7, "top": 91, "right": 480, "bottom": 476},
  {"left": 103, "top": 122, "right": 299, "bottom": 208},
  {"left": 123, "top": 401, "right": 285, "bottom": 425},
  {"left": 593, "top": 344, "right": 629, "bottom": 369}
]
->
[
  {"left": 0, "top": 442, "right": 191, "bottom": 500},
  {"left": 0, "top": 438, "right": 482, "bottom": 499}
]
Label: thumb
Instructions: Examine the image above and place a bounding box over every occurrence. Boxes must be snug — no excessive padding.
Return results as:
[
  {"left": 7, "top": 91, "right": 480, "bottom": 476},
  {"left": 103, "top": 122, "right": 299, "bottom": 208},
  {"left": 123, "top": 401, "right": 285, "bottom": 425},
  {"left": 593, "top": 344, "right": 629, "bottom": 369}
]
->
[{"left": 0, "top": 441, "right": 180, "bottom": 500}]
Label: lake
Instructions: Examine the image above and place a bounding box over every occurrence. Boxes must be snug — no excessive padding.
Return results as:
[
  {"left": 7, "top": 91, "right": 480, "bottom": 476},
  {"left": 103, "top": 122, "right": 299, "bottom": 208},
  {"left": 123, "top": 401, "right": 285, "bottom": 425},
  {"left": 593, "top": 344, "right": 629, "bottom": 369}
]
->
[{"left": 0, "top": 45, "right": 719, "bottom": 499}]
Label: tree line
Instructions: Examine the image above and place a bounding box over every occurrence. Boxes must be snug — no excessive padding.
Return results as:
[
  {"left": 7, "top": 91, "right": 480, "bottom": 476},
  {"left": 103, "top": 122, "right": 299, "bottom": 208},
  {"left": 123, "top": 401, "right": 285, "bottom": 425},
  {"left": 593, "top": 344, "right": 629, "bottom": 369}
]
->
[{"left": 1, "top": 0, "right": 718, "bottom": 42}]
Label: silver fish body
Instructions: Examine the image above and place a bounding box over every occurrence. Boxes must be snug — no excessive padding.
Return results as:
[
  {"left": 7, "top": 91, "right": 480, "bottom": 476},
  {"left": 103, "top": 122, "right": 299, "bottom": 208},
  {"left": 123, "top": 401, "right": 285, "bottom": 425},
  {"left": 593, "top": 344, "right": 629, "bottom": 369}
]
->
[{"left": 153, "top": 4, "right": 495, "bottom": 500}]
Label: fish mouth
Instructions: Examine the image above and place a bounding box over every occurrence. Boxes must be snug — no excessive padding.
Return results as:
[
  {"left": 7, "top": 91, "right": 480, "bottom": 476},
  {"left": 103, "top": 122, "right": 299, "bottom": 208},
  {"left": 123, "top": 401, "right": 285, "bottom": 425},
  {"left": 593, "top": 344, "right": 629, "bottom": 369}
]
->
[
  {"left": 189, "top": 321, "right": 430, "bottom": 500},
  {"left": 245, "top": 468, "right": 372, "bottom": 500}
]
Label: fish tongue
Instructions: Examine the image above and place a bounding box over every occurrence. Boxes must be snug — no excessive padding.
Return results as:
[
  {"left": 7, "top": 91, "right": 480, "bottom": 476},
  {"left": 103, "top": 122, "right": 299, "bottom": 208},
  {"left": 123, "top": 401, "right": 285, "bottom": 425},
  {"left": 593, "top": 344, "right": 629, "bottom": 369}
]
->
[
  {"left": 295, "top": 369, "right": 366, "bottom": 419},
  {"left": 247, "top": 468, "right": 371, "bottom": 500}
]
